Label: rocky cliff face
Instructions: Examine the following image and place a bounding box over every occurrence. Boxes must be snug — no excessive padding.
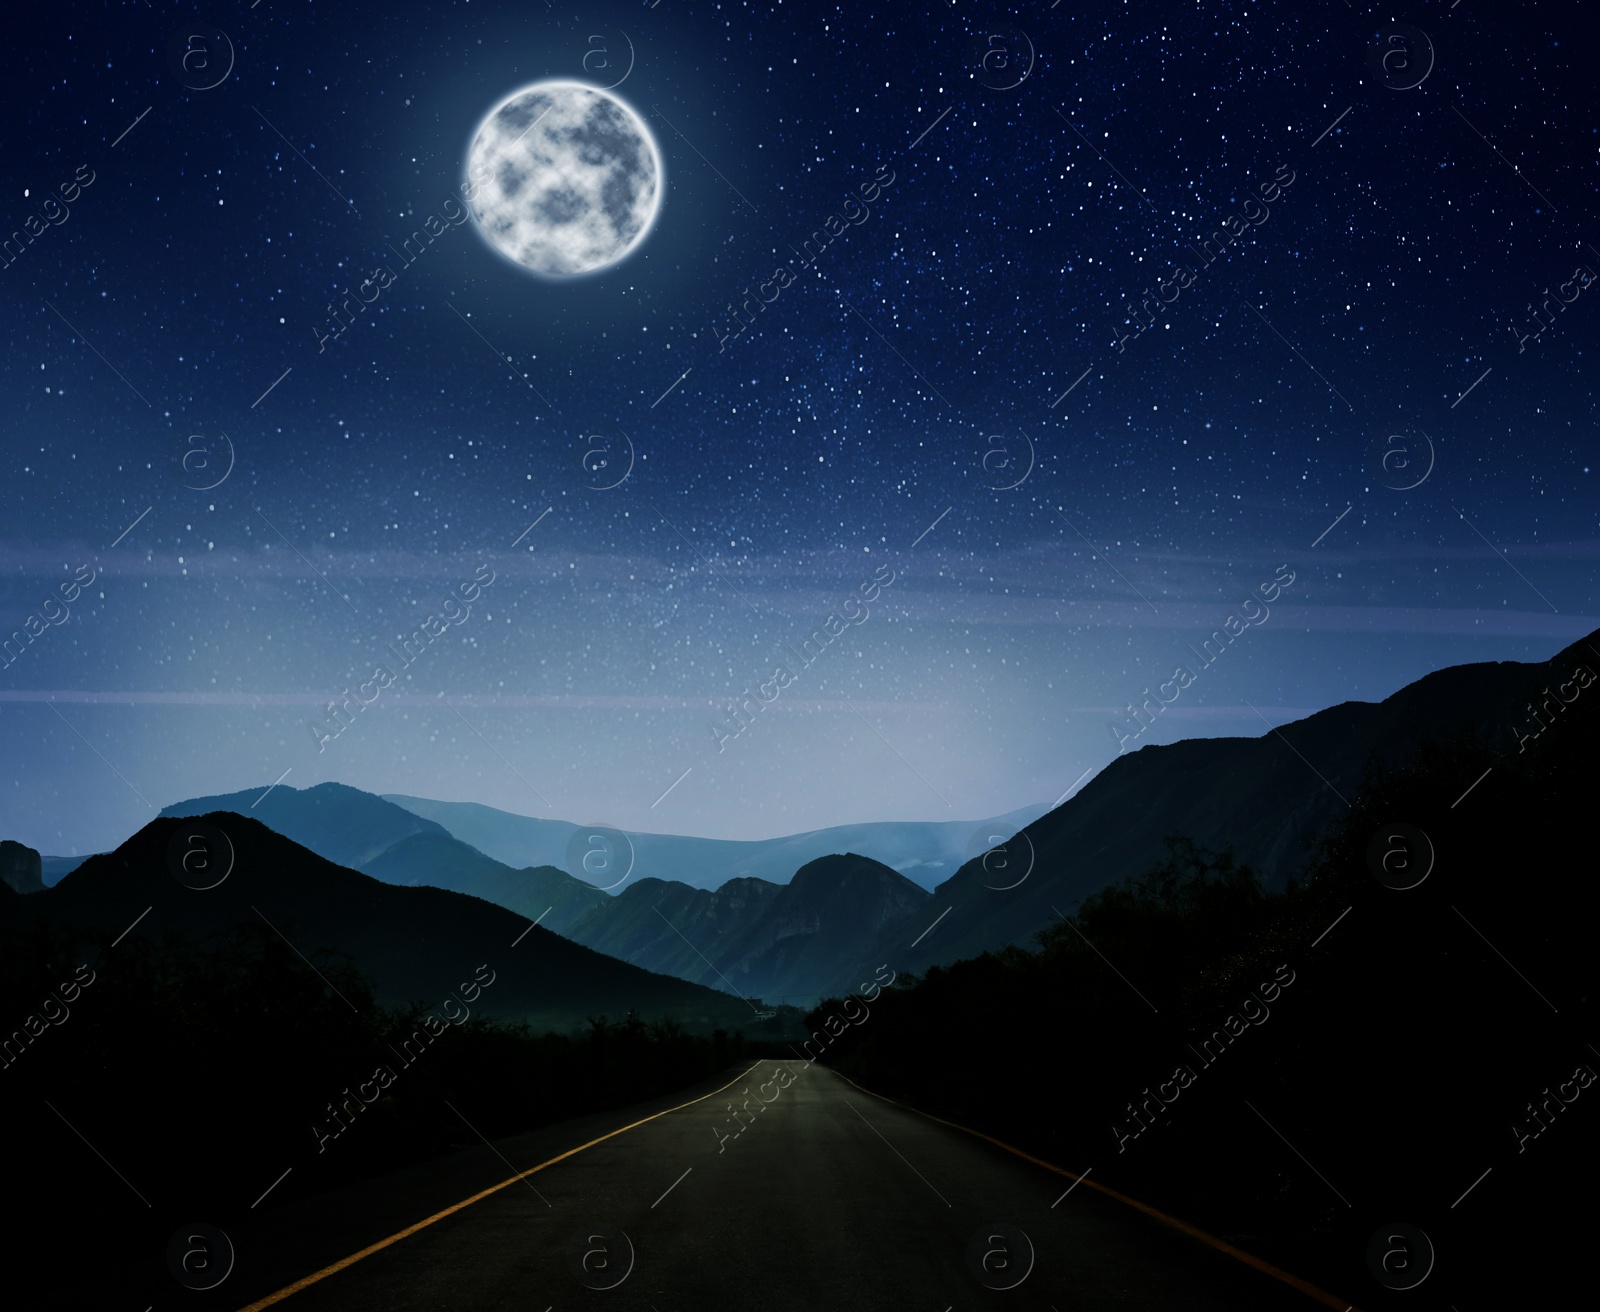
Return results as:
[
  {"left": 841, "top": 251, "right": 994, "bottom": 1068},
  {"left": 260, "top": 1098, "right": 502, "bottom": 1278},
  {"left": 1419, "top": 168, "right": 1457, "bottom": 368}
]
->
[{"left": 0, "top": 840, "right": 44, "bottom": 894}]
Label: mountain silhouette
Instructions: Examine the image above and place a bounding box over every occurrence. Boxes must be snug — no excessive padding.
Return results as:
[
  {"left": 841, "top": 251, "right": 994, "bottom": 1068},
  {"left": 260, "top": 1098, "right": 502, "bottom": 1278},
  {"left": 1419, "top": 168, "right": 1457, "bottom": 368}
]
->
[
  {"left": 565, "top": 853, "right": 928, "bottom": 1004},
  {"left": 813, "top": 628, "right": 1600, "bottom": 1312},
  {"left": 147, "top": 784, "right": 980, "bottom": 1000},
  {"left": 3, "top": 812, "right": 762, "bottom": 1032},
  {"left": 40, "top": 854, "right": 90, "bottom": 886},
  {"left": 882, "top": 627, "right": 1600, "bottom": 974},
  {"left": 159, "top": 781, "right": 608, "bottom": 935},
  {"left": 159, "top": 780, "right": 447, "bottom": 868},
  {"left": 0, "top": 839, "right": 43, "bottom": 894},
  {"left": 133, "top": 632, "right": 1600, "bottom": 1000},
  {"left": 361, "top": 831, "right": 608, "bottom": 931}
]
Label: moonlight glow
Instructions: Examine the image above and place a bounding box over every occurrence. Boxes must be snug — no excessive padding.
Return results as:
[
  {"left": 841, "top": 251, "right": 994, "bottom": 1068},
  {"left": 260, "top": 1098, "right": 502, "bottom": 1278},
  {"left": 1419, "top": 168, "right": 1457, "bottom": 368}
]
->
[{"left": 464, "top": 81, "right": 662, "bottom": 277}]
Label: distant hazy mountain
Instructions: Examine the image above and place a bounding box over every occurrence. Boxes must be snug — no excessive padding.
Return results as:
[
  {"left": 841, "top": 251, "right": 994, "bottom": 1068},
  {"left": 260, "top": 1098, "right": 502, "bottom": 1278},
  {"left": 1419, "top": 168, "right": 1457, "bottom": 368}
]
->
[
  {"left": 382, "top": 794, "right": 1049, "bottom": 893},
  {"left": 154, "top": 781, "right": 936, "bottom": 1000},
  {"left": 5, "top": 812, "right": 760, "bottom": 1032},
  {"left": 361, "top": 831, "right": 608, "bottom": 933},
  {"left": 161, "top": 781, "right": 447, "bottom": 868},
  {"left": 565, "top": 853, "right": 929, "bottom": 1005},
  {"left": 159, "top": 781, "right": 609, "bottom": 936},
  {"left": 882, "top": 627, "right": 1600, "bottom": 976},
  {"left": 153, "top": 778, "right": 937, "bottom": 1001}
]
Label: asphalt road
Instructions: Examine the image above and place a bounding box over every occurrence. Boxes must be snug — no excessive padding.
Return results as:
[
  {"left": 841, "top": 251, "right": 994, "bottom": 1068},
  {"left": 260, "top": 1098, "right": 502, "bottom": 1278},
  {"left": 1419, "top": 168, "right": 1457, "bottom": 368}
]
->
[{"left": 156, "top": 1058, "right": 1357, "bottom": 1312}]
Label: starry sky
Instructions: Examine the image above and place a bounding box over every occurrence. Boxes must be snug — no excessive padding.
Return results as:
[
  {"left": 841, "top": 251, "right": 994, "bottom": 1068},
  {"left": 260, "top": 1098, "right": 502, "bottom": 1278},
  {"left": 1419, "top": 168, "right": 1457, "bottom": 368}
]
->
[{"left": 2, "top": 0, "right": 1595, "bottom": 858}]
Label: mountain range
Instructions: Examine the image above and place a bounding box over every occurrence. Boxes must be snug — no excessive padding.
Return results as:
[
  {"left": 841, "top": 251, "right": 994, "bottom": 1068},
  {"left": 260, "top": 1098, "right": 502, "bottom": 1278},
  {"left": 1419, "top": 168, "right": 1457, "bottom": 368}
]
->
[
  {"left": 561, "top": 853, "right": 929, "bottom": 1004},
  {"left": 149, "top": 784, "right": 933, "bottom": 1005},
  {"left": 381, "top": 794, "right": 1048, "bottom": 893},
  {"left": 874, "top": 627, "right": 1600, "bottom": 976},
  {"left": 392, "top": 629, "right": 1598, "bottom": 996},
  {"left": 16, "top": 629, "right": 1595, "bottom": 1007},
  {"left": 1, "top": 812, "right": 764, "bottom": 1034}
]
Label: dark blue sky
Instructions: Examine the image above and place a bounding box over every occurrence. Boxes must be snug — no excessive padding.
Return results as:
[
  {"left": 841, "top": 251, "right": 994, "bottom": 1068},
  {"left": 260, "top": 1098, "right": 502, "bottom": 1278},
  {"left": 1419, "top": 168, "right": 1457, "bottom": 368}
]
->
[{"left": 2, "top": 0, "right": 1595, "bottom": 856}]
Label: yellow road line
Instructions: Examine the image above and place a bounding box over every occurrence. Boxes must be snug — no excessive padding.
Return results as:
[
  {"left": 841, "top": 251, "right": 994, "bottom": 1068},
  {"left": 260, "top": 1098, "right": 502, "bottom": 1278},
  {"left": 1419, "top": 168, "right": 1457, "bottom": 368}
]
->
[
  {"left": 233, "top": 1059, "right": 766, "bottom": 1311},
  {"left": 829, "top": 1067, "right": 1363, "bottom": 1312}
]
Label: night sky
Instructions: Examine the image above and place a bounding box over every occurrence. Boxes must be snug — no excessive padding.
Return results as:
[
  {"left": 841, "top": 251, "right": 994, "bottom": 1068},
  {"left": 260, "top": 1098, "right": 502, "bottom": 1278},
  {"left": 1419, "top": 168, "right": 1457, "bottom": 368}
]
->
[{"left": 2, "top": 0, "right": 1595, "bottom": 859}]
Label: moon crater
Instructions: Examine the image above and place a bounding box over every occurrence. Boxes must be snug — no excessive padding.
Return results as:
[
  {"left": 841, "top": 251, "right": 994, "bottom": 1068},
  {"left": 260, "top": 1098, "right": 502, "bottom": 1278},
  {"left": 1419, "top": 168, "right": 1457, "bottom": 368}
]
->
[{"left": 466, "top": 81, "right": 662, "bottom": 277}]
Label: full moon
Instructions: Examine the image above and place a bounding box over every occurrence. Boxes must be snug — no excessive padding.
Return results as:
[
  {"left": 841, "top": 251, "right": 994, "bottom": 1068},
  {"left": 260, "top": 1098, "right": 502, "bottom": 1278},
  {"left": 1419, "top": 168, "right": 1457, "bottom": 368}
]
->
[{"left": 464, "top": 81, "right": 663, "bottom": 278}]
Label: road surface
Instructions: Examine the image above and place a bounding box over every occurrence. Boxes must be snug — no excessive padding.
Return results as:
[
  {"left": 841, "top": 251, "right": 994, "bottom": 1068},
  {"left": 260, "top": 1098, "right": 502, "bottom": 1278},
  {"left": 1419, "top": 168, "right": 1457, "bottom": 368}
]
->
[{"left": 121, "top": 1060, "right": 1359, "bottom": 1310}]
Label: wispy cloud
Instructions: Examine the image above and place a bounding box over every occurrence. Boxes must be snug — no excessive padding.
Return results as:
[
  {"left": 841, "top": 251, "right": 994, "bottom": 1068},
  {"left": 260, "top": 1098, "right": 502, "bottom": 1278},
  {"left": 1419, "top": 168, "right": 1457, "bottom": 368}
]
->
[
  {"left": 0, "top": 689, "right": 944, "bottom": 712},
  {"left": 2, "top": 538, "right": 1592, "bottom": 639}
]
